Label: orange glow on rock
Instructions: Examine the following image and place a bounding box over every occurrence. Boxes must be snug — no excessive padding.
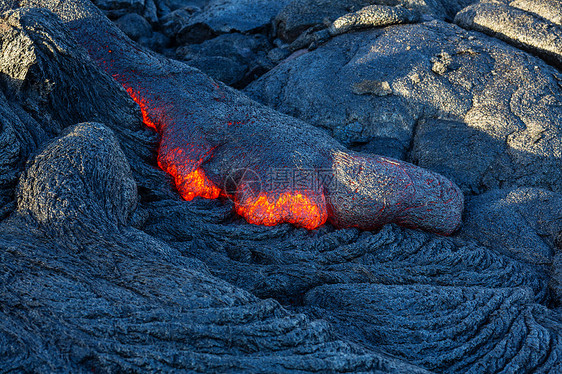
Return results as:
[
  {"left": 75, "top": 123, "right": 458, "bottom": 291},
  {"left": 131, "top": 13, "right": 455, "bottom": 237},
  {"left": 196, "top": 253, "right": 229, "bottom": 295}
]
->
[
  {"left": 125, "top": 86, "right": 158, "bottom": 131},
  {"left": 235, "top": 191, "right": 328, "bottom": 230},
  {"left": 122, "top": 83, "right": 328, "bottom": 229},
  {"left": 157, "top": 149, "right": 221, "bottom": 201},
  {"left": 123, "top": 85, "right": 221, "bottom": 202}
]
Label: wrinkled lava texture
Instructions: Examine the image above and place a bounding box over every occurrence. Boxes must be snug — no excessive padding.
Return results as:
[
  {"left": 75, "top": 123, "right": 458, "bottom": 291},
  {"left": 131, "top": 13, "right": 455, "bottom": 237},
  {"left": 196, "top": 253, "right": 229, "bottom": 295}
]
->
[{"left": 1, "top": 0, "right": 562, "bottom": 373}]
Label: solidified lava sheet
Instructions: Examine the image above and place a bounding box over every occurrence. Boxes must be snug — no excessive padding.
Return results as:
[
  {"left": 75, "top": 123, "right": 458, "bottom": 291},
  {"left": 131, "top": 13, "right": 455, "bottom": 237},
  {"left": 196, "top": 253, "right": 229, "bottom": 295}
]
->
[{"left": 1, "top": 0, "right": 562, "bottom": 373}]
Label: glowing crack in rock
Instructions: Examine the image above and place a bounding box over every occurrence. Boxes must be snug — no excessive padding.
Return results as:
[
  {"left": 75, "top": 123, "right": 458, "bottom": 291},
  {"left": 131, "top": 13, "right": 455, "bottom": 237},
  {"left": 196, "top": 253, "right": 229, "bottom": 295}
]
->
[{"left": 125, "top": 87, "right": 158, "bottom": 131}]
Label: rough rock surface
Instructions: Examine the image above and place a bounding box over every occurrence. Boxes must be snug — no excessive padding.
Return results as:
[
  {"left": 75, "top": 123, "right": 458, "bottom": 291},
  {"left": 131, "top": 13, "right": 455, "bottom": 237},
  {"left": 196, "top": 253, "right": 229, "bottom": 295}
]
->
[
  {"left": 246, "top": 21, "right": 562, "bottom": 196},
  {"left": 1, "top": 0, "right": 562, "bottom": 373},
  {"left": 509, "top": 0, "right": 562, "bottom": 25},
  {"left": 274, "top": 0, "right": 478, "bottom": 42},
  {"left": 455, "top": 1, "right": 562, "bottom": 69}
]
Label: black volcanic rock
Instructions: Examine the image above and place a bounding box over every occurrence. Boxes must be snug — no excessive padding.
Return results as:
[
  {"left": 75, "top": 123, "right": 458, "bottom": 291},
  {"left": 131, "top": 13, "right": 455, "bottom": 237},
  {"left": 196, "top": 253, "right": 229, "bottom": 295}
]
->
[
  {"left": 0, "top": 0, "right": 561, "bottom": 373},
  {"left": 245, "top": 20, "right": 562, "bottom": 196},
  {"left": 455, "top": 1, "right": 562, "bottom": 69},
  {"left": 0, "top": 5, "right": 170, "bottom": 214}
]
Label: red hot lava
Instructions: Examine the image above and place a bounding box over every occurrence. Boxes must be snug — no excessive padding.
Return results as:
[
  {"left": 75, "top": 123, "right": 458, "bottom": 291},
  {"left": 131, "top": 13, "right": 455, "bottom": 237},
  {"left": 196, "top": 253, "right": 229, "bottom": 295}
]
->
[{"left": 125, "top": 85, "right": 328, "bottom": 230}]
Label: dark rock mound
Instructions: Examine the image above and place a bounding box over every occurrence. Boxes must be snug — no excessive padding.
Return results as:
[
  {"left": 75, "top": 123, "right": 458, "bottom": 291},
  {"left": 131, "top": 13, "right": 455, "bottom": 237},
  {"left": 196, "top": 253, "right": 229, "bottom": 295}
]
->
[
  {"left": 17, "top": 123, "right": 138, "bottom": 241},
  {"left": 246, "top": 20, "right": 562, "bottom": 196},
  {"left": 460, "top": 187, "right": 562, "bottom": 266},
  {"left": 115, "top": 12, "right": 153, "bottom": 41},
  {"left": 92, "top": 0, "right": 158, "bottom": 23}
]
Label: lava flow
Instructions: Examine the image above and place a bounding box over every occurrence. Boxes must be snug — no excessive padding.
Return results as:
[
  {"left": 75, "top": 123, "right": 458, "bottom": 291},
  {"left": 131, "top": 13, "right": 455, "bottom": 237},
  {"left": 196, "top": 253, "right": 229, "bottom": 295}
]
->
[
  {"left": 125, "top": 85, "right": 326, "bottom": 229},
  {"left": 125, "top": 86, "right": 221, "bottom": 201},
  {"left": 158, "top": 156, "right": 221, "bottom": 201},
  {"left": 125, "top": 86, "right": 158, "bottom": 131},
  {"left": 235, "top": 191, "right": 328, "bottom": 229}
]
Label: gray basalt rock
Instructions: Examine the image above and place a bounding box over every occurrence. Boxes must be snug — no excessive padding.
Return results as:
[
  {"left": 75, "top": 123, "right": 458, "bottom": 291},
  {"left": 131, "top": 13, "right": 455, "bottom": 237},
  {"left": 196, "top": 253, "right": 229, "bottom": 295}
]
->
[
  {"left": 274, "top": 0, "right": 478, "bottom": 42},
  {"left": 509, "top": 0, "right": 562, "bottom": 25},
  {"left": 455, "top": 1, "right": 562, "bottom": 69},
  {"left": 1, "top": 0, "right": 562, "bottom": 373},
  {"left": 17, "top": 123, "right": 138, "bottom": 242},
  {"left": 190, "top": 0, "right": 290, "bottom": 33},
  {"left": 160, "top": 6, "right": 209, "bottom": 43},
  {"left": 328, "top": 4, "right": 420, "bottom": 36},
  {"left": 157, "top": 0, "right": 208, "bottom": 17},
  {"left": 245, "top": 20, "right": 562, "bottom": 195},
  {"left": 286, "top": 4, "right": 421, "bottom": 52}
]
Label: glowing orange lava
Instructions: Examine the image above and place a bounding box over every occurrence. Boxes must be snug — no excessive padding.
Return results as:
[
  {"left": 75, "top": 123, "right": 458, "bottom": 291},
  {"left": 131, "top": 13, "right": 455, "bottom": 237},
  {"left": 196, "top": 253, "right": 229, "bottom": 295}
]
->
[
  {"left": 235, "top": 191, "right": 328, "bottom": 230},
  {"left": 125, "top": 87, "right": 158, "bottom": 131},
  {"left": 161, "top": 163, "right": 221, "bottom": 201},
  {"left": 123, "top": 83, "right": 327, "bottom": 229},
  {"left": 157, "top": 150, "right": 221, "bottom": 201},
  {"left": 124, "top": 85, "right": 221, "bottom": 201}
]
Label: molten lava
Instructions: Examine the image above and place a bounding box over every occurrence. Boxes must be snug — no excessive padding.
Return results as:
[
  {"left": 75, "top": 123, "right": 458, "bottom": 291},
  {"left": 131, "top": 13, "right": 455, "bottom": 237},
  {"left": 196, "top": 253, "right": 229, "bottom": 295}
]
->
[
  {"left": 157, "top": 148, "right": 221, "bottom": 201},
  {"left": 125, "top": 86, "right": 158, "bottom": 131},
  {"left": 125, "top": 85, "right": 221, "bottom": 201},
  {"left": 122, "top": 84, "right": 329, "bottom": 229},
  {"left": 235, "top": 191, "right": 328, "bottom": 230},
  {"left": 158, "top": 160, "right": 221, "bottom": 201},
  {"left": 117, "top": 80, "right": 462, "bottom": 234}
]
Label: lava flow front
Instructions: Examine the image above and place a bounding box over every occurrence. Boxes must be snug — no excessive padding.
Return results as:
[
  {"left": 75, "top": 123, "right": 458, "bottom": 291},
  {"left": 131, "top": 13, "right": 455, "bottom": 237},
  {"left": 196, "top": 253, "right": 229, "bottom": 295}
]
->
[
  {"left": 125, "top": 85, "right": 327, "bottom": 230},
  {"left": 236, "top": 191, "right": 328, "bottom": 229}
]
